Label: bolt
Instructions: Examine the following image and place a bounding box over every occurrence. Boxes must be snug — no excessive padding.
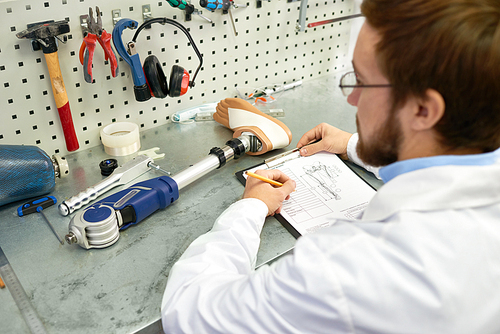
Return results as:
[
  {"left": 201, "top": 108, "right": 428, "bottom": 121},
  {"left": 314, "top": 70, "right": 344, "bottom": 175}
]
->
[{"left": 65, "top": 232, "right": 77, "bottom": 244}]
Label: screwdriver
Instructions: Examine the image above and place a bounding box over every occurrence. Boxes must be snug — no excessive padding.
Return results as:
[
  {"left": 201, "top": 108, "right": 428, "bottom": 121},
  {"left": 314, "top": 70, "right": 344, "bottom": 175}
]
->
[
  {"left": 18, "top": 196, "right": 64, "bottom": 245},
  {"left": 199, "top": 0, "right": 230, "bottom": 11},
  {"left": 165, "top": 0, "right": 195, "bottom": 13},
  {"left": 199, "top": 0, "right": 238, "bottom": 36}
]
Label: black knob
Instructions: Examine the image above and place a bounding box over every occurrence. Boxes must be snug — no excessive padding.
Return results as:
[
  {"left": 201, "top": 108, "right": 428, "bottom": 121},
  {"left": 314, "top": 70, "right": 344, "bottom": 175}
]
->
[{"left": 99, "top": 159, "right": 118, "bottom": 176}]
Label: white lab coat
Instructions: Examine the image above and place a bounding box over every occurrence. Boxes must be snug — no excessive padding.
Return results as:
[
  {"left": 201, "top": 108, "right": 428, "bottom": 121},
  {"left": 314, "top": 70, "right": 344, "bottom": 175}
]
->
[{"left": 161, "top": 135, "right": 500, "bottom": 334}]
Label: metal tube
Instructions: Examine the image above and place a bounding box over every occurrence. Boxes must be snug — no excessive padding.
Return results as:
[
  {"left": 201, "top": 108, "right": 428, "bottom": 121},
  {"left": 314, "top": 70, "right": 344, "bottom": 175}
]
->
[
  {"left": 172, "top": 135, "right": 252, "bottom": 190},
  {"left": 171, "top": 155, "right": 222, "bottom": 191}
]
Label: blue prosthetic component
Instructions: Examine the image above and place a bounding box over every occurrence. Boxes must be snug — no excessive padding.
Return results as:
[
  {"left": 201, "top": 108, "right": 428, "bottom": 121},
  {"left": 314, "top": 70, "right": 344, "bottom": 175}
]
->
[{"left": 86, "top": 176, "right": 179, "bottom": 230}]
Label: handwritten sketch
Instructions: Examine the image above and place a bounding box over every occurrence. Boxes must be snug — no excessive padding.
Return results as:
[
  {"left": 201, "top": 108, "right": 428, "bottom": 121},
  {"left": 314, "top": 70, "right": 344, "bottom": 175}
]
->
[{"left": 302, "top": 161, "right": 342, "bottom": 201}]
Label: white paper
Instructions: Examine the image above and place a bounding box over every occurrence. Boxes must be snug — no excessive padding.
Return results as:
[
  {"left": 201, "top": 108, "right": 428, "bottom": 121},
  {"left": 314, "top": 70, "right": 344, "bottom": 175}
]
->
[{"left": 246, "top": 152, "right": 376, "bottom": 236}]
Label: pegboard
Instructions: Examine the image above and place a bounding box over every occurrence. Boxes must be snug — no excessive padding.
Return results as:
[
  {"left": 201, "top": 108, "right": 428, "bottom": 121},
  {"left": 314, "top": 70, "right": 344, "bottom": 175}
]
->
[{"left": 0, "top": 0, "right": 356, "bottom": 156}]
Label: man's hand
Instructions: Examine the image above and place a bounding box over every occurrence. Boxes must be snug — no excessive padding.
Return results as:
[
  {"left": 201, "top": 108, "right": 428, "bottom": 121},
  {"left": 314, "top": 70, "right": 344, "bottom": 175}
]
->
[
  {"left": 296, "top": 123, "right": 353, "bottom": 160},
  {"left": 243, "top": 169, "right": 296, "bottom": 216}
]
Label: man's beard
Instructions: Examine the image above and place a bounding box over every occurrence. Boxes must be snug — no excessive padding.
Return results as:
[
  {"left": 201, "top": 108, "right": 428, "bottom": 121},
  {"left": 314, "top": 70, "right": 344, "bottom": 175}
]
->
[{"left": 356, "top": 111, "right": 403, "bottom": 167}]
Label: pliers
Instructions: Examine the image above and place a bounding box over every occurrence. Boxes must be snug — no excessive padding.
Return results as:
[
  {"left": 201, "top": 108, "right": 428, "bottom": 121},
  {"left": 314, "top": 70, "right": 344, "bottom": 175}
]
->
[{"left": 79, "top": 7, "right": 119, "bottom": 83}]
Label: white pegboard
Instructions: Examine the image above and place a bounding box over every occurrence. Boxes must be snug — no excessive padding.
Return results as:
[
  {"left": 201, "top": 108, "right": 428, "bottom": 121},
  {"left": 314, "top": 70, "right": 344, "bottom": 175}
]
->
[{"left": 0, "top": 0, "right": 356, "bottom": 156}]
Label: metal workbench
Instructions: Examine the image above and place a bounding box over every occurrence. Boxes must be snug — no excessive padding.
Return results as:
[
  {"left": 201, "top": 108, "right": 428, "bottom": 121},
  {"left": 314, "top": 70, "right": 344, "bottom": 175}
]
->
[{"left": 0, "top": 74, "right": 382, "bottom": 334}]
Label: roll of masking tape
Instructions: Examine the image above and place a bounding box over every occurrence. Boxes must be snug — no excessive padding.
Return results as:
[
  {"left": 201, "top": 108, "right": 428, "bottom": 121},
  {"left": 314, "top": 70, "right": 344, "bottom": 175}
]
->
[{"left": 100, "top": 122, "right": 141, "bottom": 156}]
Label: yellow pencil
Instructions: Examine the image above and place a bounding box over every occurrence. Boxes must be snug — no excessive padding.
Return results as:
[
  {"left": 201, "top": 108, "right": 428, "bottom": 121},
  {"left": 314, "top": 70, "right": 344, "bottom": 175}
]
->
[{"left": 245, "top": 171, "right": 283, "bottom": 187}]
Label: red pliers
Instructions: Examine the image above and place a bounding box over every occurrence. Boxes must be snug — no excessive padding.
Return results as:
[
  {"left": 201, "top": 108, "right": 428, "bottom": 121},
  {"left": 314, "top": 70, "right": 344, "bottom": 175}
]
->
[{"left": 79, "top": 7, "right": 119, "bottom": 83}]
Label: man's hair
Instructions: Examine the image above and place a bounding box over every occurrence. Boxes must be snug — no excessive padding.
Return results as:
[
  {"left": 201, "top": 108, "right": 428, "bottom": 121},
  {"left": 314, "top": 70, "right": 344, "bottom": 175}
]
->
[{"left": 361, "top": 0, "right": 500, "bottom": 152}]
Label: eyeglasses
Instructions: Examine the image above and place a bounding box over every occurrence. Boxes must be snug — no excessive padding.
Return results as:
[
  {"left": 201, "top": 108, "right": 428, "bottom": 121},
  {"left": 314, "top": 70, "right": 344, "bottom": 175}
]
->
[{"left": 339, "top": 71, "right": 393, "bottom": 96}]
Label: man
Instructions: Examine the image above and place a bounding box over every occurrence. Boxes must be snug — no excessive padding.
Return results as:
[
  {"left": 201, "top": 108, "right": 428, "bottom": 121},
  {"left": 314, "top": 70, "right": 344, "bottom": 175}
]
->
[{"left": 162, "top": 0, "right": 500, "bottom": 332}]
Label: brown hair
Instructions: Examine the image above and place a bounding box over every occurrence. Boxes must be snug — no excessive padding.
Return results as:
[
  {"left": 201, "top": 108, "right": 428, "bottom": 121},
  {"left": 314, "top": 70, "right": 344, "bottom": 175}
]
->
[{"left": 361, "top": 0, "right": 500, "bottom": 152}]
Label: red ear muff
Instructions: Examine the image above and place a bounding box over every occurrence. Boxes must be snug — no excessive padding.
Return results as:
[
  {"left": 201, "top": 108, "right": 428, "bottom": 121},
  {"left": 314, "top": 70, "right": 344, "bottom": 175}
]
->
[
  {"left": 169, "top": 65, "right": 190, "bottom": 97},
  {"left": 143, "top": 55, "right": 169, "bottom": 98}
]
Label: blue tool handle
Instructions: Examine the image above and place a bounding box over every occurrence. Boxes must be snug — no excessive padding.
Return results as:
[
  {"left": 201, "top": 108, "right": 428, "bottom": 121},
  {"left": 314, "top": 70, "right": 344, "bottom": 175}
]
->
[
  {"left": 166, "top": 0, "right": 191, "bottom": 10},
  {"left": 18, "top": 196, "right": 57, "bottom": 217},
  {"left": 200, "top": 0, "right": 224, "bottom": 10},
  {"left": 84, "top": 176, "right": 179, "bottom": 230},
  {"left": 111, "top": 19, "right": 147, "bottom": 87}
]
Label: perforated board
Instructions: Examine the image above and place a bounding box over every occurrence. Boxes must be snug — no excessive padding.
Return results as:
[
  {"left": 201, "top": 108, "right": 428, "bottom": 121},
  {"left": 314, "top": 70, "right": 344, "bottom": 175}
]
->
[{"left": 0, "top": 0, "right": 356, "bottom": 156}]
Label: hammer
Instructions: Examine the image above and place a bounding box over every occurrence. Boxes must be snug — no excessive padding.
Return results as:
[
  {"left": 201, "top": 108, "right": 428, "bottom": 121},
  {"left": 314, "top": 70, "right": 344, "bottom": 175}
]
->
[{"left": 17, "top": 20, "right": 79, "bottom": 152}]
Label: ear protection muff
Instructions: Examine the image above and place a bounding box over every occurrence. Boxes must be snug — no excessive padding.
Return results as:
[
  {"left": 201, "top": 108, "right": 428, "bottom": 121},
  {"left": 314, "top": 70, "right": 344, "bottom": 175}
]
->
[
  {"left": 143, "top": 55, "right": 169, "bottom": 98},
  {"left": 169, "top": 64, "right": 190, "bottom": 97},
  {"left": 112, "top": 17, "right": 203, "bottom": 102},
  {"left": 143, "top": 55, "right": 191, "bottom": 98}
]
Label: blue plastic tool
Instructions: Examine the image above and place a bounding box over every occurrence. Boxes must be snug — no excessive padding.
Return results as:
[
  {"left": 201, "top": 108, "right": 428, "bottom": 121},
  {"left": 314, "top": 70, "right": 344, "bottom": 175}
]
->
[
  {"left": 18, "top": 195, "right": 64, "bottom": 245},
  {"left": 17, "top": 195, "right": 57, "bottom": 217}
]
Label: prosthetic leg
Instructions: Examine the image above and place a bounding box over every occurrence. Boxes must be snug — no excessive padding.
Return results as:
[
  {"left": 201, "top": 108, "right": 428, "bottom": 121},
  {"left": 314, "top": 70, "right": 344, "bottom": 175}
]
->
[
  {"left": 65, "top": 99, "right": 293, "bottom": 249},
  {"left": 214, "top": 98, "right": 292, "bottom": 155}
]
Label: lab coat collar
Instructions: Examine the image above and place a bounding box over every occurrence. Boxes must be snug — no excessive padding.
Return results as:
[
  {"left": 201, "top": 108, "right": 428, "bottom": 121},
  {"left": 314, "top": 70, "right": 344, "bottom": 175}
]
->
[
  {"left": 362, "top": 156, "right": 500, "bottom": 221},
  {"left": 379, "top": 148, "right": 500, "bottom": 183}
]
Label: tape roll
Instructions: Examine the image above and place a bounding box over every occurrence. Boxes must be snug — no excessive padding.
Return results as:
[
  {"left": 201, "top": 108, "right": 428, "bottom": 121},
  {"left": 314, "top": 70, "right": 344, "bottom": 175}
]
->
[{"left": 100, "top": 122, "right": 141, "bottom": 156}]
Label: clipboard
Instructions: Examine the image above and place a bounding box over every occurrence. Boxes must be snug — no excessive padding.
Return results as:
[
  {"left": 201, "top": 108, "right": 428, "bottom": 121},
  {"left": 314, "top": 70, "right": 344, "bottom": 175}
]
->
[{"left": 235, "top": 148, "right": 377, "bottom": 238}]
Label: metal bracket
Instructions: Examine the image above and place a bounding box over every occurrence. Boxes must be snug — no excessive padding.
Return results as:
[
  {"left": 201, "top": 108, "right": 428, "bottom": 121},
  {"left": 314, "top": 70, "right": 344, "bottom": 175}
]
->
[
  {"left": 79, "top": 14, "right": 89, "bottom": 37},
  {"left": 267, "top": 109, "right": 285, "bottom": 117},
  {"left": 112, "top": 9, "right": 122, "bottom": 27},
  {"left": 233, "top": 3, "right": 248, "bottom": 8},
  {"left": 142, "top": 4, "right": 153, "bottom": 28}
]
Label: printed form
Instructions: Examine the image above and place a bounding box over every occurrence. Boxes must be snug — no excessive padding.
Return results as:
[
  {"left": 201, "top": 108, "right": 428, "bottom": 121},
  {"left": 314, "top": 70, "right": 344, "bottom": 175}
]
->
[{"left": 245, "top": 152, "right": 377, "bottom": 236}]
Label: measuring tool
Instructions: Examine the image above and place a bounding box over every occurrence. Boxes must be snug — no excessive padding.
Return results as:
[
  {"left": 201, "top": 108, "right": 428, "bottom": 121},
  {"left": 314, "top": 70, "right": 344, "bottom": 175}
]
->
[
  {"left": 0, "top": 247, "right": 47, "bottom": 334},
  {"left": 18, "top": 196, "right": 64, "bottom": 245}
]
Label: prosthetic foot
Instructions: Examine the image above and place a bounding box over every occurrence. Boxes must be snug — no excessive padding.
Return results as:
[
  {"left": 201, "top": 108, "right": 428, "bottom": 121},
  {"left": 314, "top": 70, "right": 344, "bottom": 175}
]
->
[{"left": 214, "top": 98, "right": 292, "bottom": 155}]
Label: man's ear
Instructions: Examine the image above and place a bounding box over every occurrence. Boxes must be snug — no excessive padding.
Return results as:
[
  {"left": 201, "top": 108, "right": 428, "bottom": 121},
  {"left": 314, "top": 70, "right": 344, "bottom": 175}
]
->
[{"left": 411, "top": 89, "right": 445, "bottom": 131}]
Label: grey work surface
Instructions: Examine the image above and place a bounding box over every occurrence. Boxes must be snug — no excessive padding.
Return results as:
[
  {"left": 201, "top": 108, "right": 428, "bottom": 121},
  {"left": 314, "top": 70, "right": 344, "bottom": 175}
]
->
[{"left": 0, "top": 74, "right": 383, "bottom": 334}]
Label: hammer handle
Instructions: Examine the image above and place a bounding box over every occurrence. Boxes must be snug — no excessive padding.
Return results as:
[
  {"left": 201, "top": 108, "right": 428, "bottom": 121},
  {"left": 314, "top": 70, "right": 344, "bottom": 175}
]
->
[{"left": 44, "top": 52, "right": 79, "bottom": 152}]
